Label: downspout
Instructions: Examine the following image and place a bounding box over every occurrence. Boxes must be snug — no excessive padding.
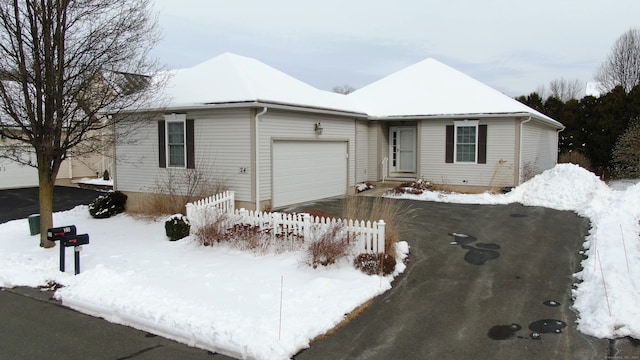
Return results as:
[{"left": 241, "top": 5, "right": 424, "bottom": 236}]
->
[
  {"left": 518, "top": 116, "right": 532, "bottom": 185},
  {"left": 255, "top": 107, "right": 268, "bottom": 211}
]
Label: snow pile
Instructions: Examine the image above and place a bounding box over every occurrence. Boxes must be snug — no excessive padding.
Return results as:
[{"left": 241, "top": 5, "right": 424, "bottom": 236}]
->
[
  {"left": 0, "top": 207, "right": 406, "bottom": 359},
  {"left": 72, "top": 177, "right": 114, "bottom": 186},
  {"left": 389, "top": 163, "right": 640, "bottom": 340},
  {"left": 572, "top": 182, "right": 640, "bottom": 338},
  {"left": 508, "top": 164, "right": 611, "bottom": 213}
]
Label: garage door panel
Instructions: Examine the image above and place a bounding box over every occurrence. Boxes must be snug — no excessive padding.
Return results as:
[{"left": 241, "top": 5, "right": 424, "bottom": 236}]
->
[
  {"left": 0, "top": 158, "right": 38, "bottom": 189},
  {"left": 273, "top": 141, "right": 347, "bottom": 208}
]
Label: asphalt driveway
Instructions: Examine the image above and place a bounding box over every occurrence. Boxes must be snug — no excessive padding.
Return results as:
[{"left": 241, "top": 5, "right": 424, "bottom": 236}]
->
[
  {"left": 291, "top": 198, "right": 636, "bottom": 359},
  {"left": 0, "top": 186, "right": 101, "bottom": 223}
]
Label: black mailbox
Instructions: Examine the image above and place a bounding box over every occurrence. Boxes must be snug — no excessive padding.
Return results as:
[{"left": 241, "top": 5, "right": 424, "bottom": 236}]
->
[
  {"left": 47, "top": 225, "right": 77, "bottom": 241},
  {"left": 47, "top": 225, "right": 88, "bottom": 275},
  {"left": 63, "top": 233, "right": 90, "bottom": 247}
]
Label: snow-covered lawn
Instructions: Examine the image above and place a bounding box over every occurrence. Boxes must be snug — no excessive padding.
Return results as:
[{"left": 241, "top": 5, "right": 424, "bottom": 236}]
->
[
  {"left": 387, "top": 164, "right": 640, "bottom": 340},
  {"left": 0, "top": 207, "right": 408, "bottom": 359},
  {"left": 0, "top": 163, "right": 637, "bottom": 359}
]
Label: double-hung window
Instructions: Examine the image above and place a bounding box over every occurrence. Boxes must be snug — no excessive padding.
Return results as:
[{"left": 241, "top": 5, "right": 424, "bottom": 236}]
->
[
  {"left": 167, "top": 121, "right": 186, "bottom": 167},
  {"left": 455, "top": 120, "right": 478, "bottom": 163},
  {"left": 159, "top": 113, "right": 194, "bottom": 169},
  {"left": 445, "top": 120, "right": 487, "bottom": 164}
]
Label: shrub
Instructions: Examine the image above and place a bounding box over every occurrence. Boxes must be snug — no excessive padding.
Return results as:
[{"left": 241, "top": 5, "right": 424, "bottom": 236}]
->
[
  {"left": 611, "top": 120, "right": 640, "bottom": 178},
  {"left": 353, "top": 253, "right": 397, "bottom": 275},
  {"left": 355, "top": 182, "right": 374, "bottom": 193},
  {"left": 165, "top": 215, "right": 190, "bottom": 241},
  {"left": 559, "top": 151, "right": 592, "bottom": 172},
  {"left": 137, "top": 193, "right": 187, "bottom": 217},
  {"left": 389, "top": 178, "right": 433, "bottom": 195},
  {"left": 342, "top": 197, "right": 413, "bottom": 259},
  {"left": 102, "top": 169, "right": 110, "bottom": 181},
  {"left": 194, "top": 212, "right": 229, "bottom": 246},
  {"left": 306, "top": 223, "right": 350, "bottom": 268},
  {"left": 305, "top": 208, "right": 334, "bottom": 219},
  {"left": 88, "top": 191, "right": 127, "bottom": 218}
]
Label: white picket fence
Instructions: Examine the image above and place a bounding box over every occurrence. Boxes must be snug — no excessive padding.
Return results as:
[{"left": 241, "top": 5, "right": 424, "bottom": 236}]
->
[
  {"left": 185, "top": 190, "right": 235, "bottom": 229},
  {"left": 185, "top": 191, "right": 386, "bottom": 254}
]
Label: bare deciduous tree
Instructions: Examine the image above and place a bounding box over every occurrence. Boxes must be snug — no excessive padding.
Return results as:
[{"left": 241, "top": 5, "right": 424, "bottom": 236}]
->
[
  {"left": 0, "top": 0, "right": 163, "bottom": 247},
  {"left": 332, "top": 84, "right": 356, "bottom": 95},
  {"left": 548, "top": 77, "right": 584, "bottom": 101},
  {"left": 595, "top": 28, "right": 640, "bottom": 93}
]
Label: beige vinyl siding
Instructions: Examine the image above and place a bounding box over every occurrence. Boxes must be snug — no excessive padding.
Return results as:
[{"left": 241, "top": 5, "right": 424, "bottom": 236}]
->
[
  {"left": 115, "top": 117, "right": 160, "bottom": 192},
  {"left": 520, "top": 120, "right": 558, "bottom": 182},
  {"left": 115, "top": 109, "right": 252, "bottom": 202},
  {"left": 419, "top": 118, "right": 518, "bottom": 187},
  {"left": 259, "top": 110, "right": 356, "bottom": 201},
  {"left": 355, "top": 120, "right": 369, "bottom": 183},
  {"left": 367, "top": 121, "right": 380, "bottom": 181},
  {"left": 191, "top": 109, "right": 252, "bottom": 201}
]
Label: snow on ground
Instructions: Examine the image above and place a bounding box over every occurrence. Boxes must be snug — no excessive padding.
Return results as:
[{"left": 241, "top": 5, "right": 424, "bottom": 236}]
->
[
  {"left": 0, "top": 208, "right": 407, "bottom": 359},
  {"left": 388, "top": 164, "right": 640, "bottom": 340},
  {"left": 72, "top": 177, "right": 114, "bottom": 186},
  {"left": 1, "top": 164, "right": 638, "bottom": 359}
]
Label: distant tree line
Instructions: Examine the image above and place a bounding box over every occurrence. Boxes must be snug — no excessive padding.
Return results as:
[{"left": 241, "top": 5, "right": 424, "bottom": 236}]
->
[
  {"left": 517, "top": 85, "right": 640, "bottom": 178},
  {"left": 516, "top": 28, "right": 640, "bottom": 179}
]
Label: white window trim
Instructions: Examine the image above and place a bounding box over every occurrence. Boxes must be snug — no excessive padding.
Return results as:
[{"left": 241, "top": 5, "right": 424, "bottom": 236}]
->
[
  {"left": 164, "top": 113, "right": 187, "bottom": 168},
  {"left": 453, "top": 120, "right": 479, "bottom": 164}
]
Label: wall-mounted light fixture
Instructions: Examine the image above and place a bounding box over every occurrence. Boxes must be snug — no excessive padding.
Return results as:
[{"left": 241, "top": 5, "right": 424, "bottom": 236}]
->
[{"left": 314, "top": 122, "right": 323, "bottom": 135}]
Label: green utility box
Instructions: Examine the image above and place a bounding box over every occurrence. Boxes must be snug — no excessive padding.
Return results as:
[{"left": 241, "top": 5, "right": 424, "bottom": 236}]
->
[{"left": 28, "top": 214, "right": 40, "bottom": 235}]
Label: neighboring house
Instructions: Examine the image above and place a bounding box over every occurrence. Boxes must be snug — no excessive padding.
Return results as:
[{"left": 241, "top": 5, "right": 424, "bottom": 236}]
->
[
  {"left": 114, "top": 53, "right": 564, "bottom": 210},
  {"left": 0, "top": 132, "right": 111, "bottom": 189},
  {"left": 0, "top": 70, "right": 147, "bottom": 190}
]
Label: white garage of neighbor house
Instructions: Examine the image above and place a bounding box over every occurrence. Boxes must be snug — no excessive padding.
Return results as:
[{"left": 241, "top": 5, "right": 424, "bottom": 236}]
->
[
  {"left": 113, "top": 53, "right": 564, "bottom": 211},
  {"left": 0, "top": 143, "right": 112, "bottom": 190},
  {"left": 0, "top": 146, "right": 38, "bottom": 189}
]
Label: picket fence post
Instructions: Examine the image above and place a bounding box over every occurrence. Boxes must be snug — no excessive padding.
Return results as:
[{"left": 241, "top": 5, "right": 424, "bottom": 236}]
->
[{"left": 376, "top": 220, "right": 386, "bottom": 254}]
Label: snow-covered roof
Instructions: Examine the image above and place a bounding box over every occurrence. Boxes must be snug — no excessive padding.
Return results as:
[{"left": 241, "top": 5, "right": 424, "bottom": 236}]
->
[
  {"left": 162, "top": 53, "right": 364, "bottom": 114},
  {"left": 160, "top": 53, "right": 562, "bottom": 128},
  {"left": 348, "top": 58, "right": 563, "bottom": 128}
]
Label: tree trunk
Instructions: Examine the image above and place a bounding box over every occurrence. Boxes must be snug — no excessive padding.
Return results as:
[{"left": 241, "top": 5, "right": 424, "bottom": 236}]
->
[{"left": 38, "top": 169, "right": 56, "bottom": 248}]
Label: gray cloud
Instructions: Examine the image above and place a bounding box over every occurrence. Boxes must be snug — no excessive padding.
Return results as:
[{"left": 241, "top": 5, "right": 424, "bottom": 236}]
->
[{"left": 152, "top": 0, "right": 640, "bottom": 96}]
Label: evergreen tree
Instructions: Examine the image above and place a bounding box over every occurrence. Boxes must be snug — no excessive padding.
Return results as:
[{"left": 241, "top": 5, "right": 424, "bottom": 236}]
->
[{"left": 612, "top": 120, "right": 640, "bottom": 178}]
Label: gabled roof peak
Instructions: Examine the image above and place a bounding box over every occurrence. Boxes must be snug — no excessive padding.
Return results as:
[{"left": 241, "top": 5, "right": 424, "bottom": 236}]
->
[
  {"left": 163, "top": 52, "right": 361, "bottom": 113},
  {"left": 348, "top": 56, "right": 560, "bottom": 127}
]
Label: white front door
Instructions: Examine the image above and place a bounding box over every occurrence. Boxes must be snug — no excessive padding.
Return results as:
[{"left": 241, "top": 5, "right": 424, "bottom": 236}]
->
[{"left": 389, "top": 126, "right": 416, "bottom": 176}]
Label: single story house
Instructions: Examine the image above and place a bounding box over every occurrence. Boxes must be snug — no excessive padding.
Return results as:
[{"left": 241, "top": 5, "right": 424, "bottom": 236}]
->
[{"left": 113, "top": 53, "right": 563, "bottom": 211}]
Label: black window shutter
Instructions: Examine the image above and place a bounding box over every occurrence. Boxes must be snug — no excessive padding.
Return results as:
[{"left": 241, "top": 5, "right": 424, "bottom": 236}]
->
[
  {"left": 158, "top": 120, "right": 166, "bottom": 168},
  {"left": 186, "top": 119, "right": 195, "bottom": 169},
  {"left": 445, "top": 125, "right": 454, "bottom": 163},
  {"left": 478, "top": 124, "right": 487, "bottom": 164}
]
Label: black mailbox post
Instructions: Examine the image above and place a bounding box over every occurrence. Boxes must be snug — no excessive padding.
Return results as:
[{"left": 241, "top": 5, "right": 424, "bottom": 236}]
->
[
  {"left": 47, "top": 226, "right": 89, "bottom": 275},
  {"left": 47, "top": 226, "right": 77, "bottom": 272}
]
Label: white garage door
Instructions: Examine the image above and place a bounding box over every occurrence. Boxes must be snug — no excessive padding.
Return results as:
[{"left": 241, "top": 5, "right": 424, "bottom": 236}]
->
[
  {"left": 273, "top": 140, "right": 347, "bottom": 208},
  {"left": 0, "top": 158, "right": 38, "bottom": 189}
]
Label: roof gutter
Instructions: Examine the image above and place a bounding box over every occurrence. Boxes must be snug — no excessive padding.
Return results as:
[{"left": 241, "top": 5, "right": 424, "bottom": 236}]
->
[
  {"left": 128, "top": 101, "right": 367, "bottom": 118},
  {"left": 255, "top": 107, "right": 268, "bottom": 211},
  {"left": 518, "top": 116, "right": 532, "bottom": 184},
  {"left": 369, "top": 112, "right": 563, "bottom": 129}
]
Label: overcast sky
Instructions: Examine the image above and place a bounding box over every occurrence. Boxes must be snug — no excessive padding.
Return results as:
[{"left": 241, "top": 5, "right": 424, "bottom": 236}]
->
[{"left": 151, "top": 0, "right": 640, "bottom": 97}]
